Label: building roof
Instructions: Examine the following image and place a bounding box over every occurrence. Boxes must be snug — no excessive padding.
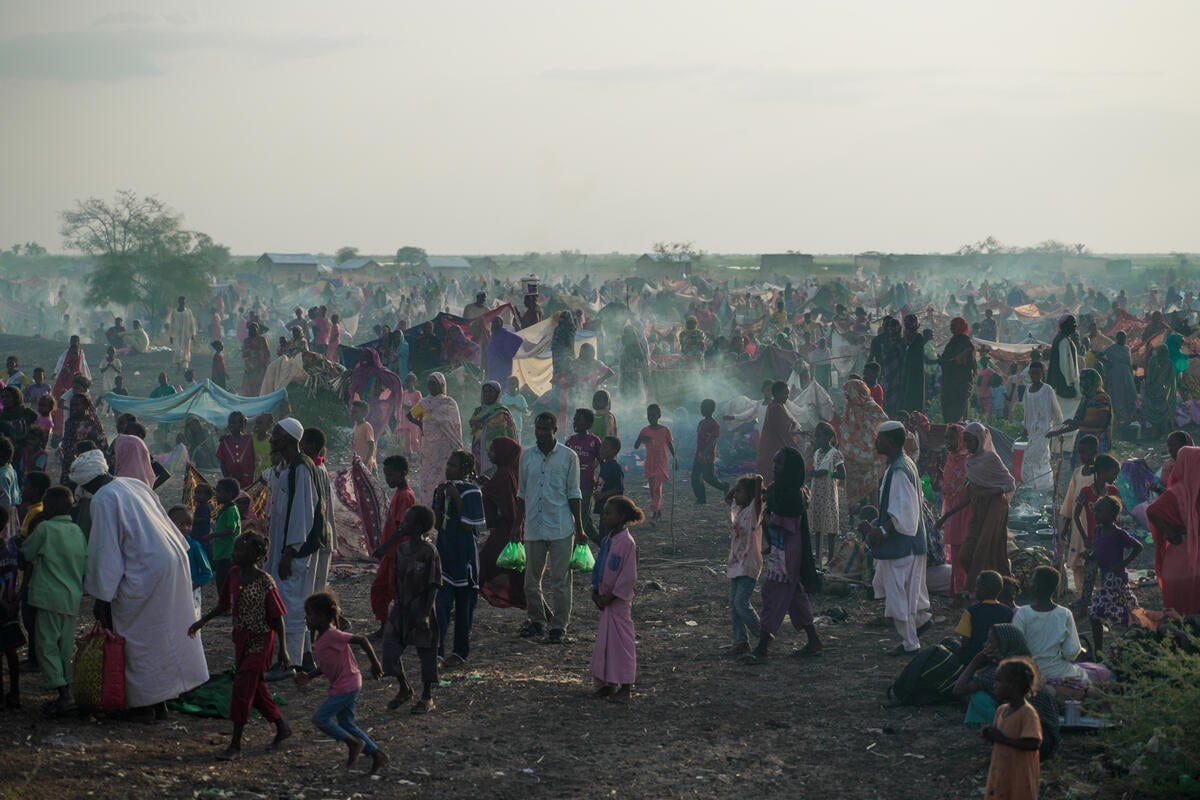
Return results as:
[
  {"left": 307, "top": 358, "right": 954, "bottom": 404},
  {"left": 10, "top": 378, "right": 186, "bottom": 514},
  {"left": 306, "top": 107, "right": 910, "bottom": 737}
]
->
[
  {"left": 426, "top": 256, "right": 473, "bottom": 269},
  {"left": 333, "top": 258, "right": 380, "bottom": 271},
  {"left": 258, "top": 252, "right": 320, "bottom": 266}
]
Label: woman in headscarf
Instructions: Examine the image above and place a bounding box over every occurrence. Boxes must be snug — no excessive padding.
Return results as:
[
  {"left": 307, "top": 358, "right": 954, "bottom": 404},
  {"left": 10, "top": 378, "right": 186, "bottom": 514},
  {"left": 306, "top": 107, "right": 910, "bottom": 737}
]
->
[
  {"left": 240, "top": 321, "right": 271, "bottom": 397},
  {"left": 743, "top": 446, "right": 821, "bottom": 663},
  {"left": 953, "top": 624, "right": 1061, "bottom": 760},
  {"left": 876, "top": 317, "right": 906, "bottom": 416},
  {"left": 939, "top": 424, "right": 973, "bottom": 599},
  {"left": 840, "top": 379, "right": 890, "bottom": 510},
  {"left": 1097, "top": 330, "right": 1136, "bottom": 425},
  {"left": 937, "top": 421, "right": 1015, "bottom": 587},
  {"left": 1142, "top": 340, "right": 1178, "bottom": 439},
  {"left": 444, "top": 325, "right": 480, "bottom": 366},
  {"left": 407, "top": 372, "right": 463, "bottom": 505},
  {"left": 478, "top": 436, "right": 526, "bottom": 610},
  {"left": 1050, "top": 368, "right": 1113, "bottom": 463},
  {"left": 1146, "top": 445, "right": 1200, "bottom": 614},
  {"left": 618, "top": 324, "right": 649, "bottom": 403},
  {"left": 678, "top": 316, "right": 706, "bottom": 367},
  {"left": 938, "top": 317, "right": 977, "bottom": 424},
  {"left": 755, "top": 380, "right": 800, "bottom": 479},
  {"left": 469, "top": 381, "right": 517, "bottom": 478},
  {"left": 60, "top": 393, "right": 108, "bottom": 484},
  {"left": 899, "top": 313, "right": 926, "bottom": 413},
  {"left": 349, "top": 347, "right": 404, "bottom": 440}
]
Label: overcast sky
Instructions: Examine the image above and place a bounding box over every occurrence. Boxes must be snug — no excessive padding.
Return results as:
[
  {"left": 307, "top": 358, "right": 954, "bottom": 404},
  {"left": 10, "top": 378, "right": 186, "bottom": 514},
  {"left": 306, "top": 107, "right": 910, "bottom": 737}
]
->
[{"left": 3, "top": 1, "right": 1197, "bottom": 256}]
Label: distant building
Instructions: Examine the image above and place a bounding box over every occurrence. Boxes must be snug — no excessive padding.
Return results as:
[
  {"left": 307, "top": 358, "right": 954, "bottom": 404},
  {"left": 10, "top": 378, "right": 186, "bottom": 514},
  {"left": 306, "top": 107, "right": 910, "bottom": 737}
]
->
[
  {"left": 256, "top": 253, "right": 328, "bottom": 281},
  {"left": 330, "top": 258, "right": 383, "bottom": 283},
  {"left": 636, "top": 252, "right": 691, "bottom": 279},
  {"left": 760, "top": 253, "right": 814, "bottom": 272},
  {"left": 467, "top": 256, "right": 499, "bottom": 273},
  {"left": 422, "top": 256, "right": 474, "bottom": 275}
]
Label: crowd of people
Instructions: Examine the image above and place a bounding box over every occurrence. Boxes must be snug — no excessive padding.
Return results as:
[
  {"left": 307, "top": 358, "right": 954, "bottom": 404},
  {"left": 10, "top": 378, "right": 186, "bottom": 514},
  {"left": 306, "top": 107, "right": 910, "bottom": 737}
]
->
[{"left": 1, "top": 264, "right": 1199, "bottom": 795}]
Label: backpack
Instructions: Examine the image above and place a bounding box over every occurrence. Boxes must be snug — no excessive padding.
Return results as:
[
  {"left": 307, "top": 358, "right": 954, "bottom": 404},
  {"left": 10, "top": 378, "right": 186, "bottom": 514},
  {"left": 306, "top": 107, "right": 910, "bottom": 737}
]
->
[
  {"left": 282, "top": 455, "right": 328, "bottom": 559},
  {"left": 887, "top": 638, "right": 963, "bottom": 706}
]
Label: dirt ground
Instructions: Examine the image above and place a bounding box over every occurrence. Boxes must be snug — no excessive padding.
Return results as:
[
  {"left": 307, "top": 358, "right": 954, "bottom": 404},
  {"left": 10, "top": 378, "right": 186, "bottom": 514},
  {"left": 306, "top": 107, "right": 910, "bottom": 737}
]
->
[{"left": 0, "top": 332, "right": 1139, "bottom": 799}]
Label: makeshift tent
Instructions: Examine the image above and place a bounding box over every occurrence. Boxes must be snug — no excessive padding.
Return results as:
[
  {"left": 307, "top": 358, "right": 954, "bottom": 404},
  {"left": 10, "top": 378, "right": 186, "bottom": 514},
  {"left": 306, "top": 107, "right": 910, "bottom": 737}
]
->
[
  {"left": 509, "top": 315, "right": 599, "bottom": 396},
  {"left": 103, "top": 379, "right": 287, "bottom": 427}
]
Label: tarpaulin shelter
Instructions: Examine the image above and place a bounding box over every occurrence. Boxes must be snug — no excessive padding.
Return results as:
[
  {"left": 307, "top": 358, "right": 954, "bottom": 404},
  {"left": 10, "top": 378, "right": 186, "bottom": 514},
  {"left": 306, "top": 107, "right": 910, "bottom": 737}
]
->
[
  {"left": 340, "top": 304, "right": 517, "bottom": 372},
  {"left": 103, "top": 380, "right": 287, "bottom": 427},
  {"left": 509, "top": 315, "right": 599, "bottom": 396}
]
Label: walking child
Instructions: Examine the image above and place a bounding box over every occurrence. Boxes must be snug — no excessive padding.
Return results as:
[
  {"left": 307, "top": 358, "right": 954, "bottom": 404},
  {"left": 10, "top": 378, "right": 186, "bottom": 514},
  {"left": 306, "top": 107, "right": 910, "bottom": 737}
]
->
[
  {"left": 566, "top": 409, "right": 602, "bottom": 541},
  {"left": 724, "top": 474, "right": 764, "bottom": 657},
  {"left": 634, "top": 404, "right": 675, "bottom": 525},
  {"left": 206, "top": 477, "right": 242, "bottom": 596},
  {"left": 371, "top": 455, "right": 417, "bottom": 634},
  {"left": 807, "top": 421, "right": 845, "bottom": 564},
  {"left": 295, "top": 590, "right": 389, "bottom": 773},
  {"left": 1071, "top": 454, "right": 1121, "bottom": 608},
  {"left": 982, "top": 657, "right": 1043, "bottom": 800},
  {"left": 590, "top": 495, "right": 641, "bottom": 702},
  {"left": 433, "top": 450, "right": 485, "bottom": 667},
  {"left": 381, "top": 504, "right": 442, "bottom": 714},
  {"left": 691, "top": 398, "right": 729, "bottom": 504},
  {"left": 211, "top": 340, "right": 228, "bottom": 389},
  {"left": 590, "top": 389, "right": 618, "bottom": 440},
  {"left": 592, "top": 436, "right": 625, "bottom": 542},
  {"left": 189, "top": 532, "right": 292, "bottom": 760},
  {"left": 19, "top": 485, "right": 86, "bottom": 716},
  {"left": 350, "top": 400, "right": 376, "bottom": 471},
  {"left": 1086, "top": 496, "right": 1143, "bottom": 655}
]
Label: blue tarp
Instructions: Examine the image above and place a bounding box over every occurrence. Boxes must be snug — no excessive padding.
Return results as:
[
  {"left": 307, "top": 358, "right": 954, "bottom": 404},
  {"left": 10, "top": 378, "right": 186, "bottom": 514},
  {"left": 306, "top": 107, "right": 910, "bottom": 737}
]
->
[{"left": 102, "top": 380, "right": 288, "bottom": 426}]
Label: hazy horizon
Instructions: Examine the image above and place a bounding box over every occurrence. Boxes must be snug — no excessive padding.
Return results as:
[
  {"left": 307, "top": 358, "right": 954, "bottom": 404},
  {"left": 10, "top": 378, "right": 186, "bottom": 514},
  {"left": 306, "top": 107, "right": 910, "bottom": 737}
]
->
[{"left": 4, "top": 2, "right": 1198, "bottom": 256}]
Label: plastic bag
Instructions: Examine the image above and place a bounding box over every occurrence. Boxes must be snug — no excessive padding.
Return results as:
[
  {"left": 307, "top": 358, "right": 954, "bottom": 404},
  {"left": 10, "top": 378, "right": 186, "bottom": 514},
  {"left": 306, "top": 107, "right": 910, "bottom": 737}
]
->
[
  {"left": 496, "top": 541, "right": 526, "bottom": 570},
  {"left": 570, "top": 543, "right": 596, "bottom": 572},
  {"left": 73, "top": 622, "right": 126, "bottom": 711}
]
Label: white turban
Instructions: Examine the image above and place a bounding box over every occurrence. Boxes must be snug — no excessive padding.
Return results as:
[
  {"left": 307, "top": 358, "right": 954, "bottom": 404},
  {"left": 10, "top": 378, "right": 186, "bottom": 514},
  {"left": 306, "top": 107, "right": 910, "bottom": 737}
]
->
[
  {"left": 70, "top": 449, "right": 109, "bottom": 485},
  {"left": 276, "top": 417, "right": 304, "bottom": 441},
  {"left": 876, "top": 420, "right": 906, "bottom": 434}
]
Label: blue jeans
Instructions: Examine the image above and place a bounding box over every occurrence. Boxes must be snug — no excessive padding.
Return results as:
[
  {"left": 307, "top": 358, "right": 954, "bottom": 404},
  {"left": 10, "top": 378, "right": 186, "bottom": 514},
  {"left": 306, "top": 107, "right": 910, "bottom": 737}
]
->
[
  {"left": 729, "top": 576, "right": 761, "bottom": 644},
  {"left": 312, "top": 690, "right": 376, "bottom": 754},
  {"left": 436, "top": 585, "right": 478, "bottom": 659}
]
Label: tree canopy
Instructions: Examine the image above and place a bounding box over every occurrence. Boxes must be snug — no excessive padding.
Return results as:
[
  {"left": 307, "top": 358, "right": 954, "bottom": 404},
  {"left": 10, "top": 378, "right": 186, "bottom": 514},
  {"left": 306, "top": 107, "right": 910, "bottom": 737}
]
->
[
  {"left": 395, "top": 245, "right": 427, "bottom": 266},
  {"left": 60, "top": 190, "right": 227, "bottom": 313},
  {"left": 335, "top": 245, "right": 359, "bottom": 264}
]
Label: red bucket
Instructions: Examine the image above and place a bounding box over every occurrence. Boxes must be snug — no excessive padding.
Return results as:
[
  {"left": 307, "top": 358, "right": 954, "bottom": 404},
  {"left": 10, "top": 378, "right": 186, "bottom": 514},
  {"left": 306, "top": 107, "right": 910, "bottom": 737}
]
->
[{"left": 1011, "top": 441, "right": 1027, "bottom": 483}]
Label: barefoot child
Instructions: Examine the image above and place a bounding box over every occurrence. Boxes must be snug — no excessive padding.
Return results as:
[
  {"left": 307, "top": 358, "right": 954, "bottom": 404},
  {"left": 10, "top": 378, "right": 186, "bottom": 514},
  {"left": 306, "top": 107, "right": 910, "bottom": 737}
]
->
[
  {"left": 371, "top": 455, "right": 417, "bottom": 636},
  {"left": 19, "top": 486, "right": 86, "bottom": 716},
  {"left": 381, "top": 505, "right": 441, "bottom": 714},
  {"left": 724, "top": 474, "right": 763, "bottom": 657},
  {"left": 206, "top": 478, "right": 242, "bottom": 595},
  {"left": 350, "top": 400, "right": 376, "bottom": 471},
  {"left": 590, "top": 495, "right": 641, "bottom": 702},
  {"left": 982, "top": 657, "right": 1043, "bottom": 800},
  {"left": 1087, "top": 496, "right": 1143, "bottom": 655},
  {"left": 634, "top": 404, "right": 675, "bottom": 525},
  {"left": 295, "top": 591, "right": 389, "bottom": 774},
  {"left": 691, "top": 399, "right": 728, "bottom": 504},
  {"left": 189, "top": 532, "right": 292, "bottom": 760},
  {"left": 807, "top": 421, "right": 844, "bottom": 564}
]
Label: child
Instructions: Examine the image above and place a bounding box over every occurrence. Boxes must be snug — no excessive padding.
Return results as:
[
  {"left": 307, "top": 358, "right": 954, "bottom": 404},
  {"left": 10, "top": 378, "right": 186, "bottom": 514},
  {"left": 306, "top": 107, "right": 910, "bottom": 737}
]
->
[
  {"left": 955, "top": 570, "right": 1014, "bottom": 664},
  {"left": 19, "top": 486, "right": 86, "bottom": 716},
  {"left": 235, "top": 492, "right": 257, "bottom": 535},
  {"left": 590, "top": 390, "right": 618, "bottom": 441},
  {"left": 634, "top": 404, "right": 675, "bottom": 525},
  {"left": 724, "top": 475, "right": 764, "bottom": 657},
  {"left": 807, "top": 421, "right": 845, "bottom": 564},
  {"left": 207, "top": 478, "right": 242, "bottom": 596},
  {"left": 593, "top": 436, "right": 625, "bottom": 543},
  {"left": 988, "top": 371, "right": 1005, "bottom": 422},
  {"left": 1087, "top": 496, "right": 1143, "bottom": 655},
  {"left": 381, "top": 504, "right": 441, "bottom": 714},
  {"left": 371, "top": 455, "right": 417, "bottom": 634},
  {"left": 168, "top": 505, "right": 214, "bottom": 615},
  {"left": 1071, "top": 454, "right": 1121, "bottom": 608},
  {"left": 189, "top": 532, "right": 292, "bottom": 760},
  {"left": 252, "top": 413, "right": 274, "bottom": 474},
  {"left": 21, "top": 426, "right": 48, "bottom": 477},
  {"left": 295, "top": 591, "right": 389, "bottom": 773},
  {"left": 211, "top": 340, "right": 228, "bottom": 389},
  {"left": 350, "top": 400, "right": 376, "bottom": 471},
  {"left": 97, "top": 346, "right": 122, "bottom": 397},
  {"left": 193, "top": 483, "right": 215, "bottom": 556},
  {"left": 433, "top": 450, "right": 485, "bottom": 668},
  {"left": 1003, "top": 363, "right": 1023, "bottom": 419},
  {"left": 1057, "top": 434, "right": 1098, "bottom": 593},
  {"left": 0, "top": 507, "right": 20, "bottom": 709},
  {"left": 982, "top": 657, "right": 1043, "bottom": 800},
  {"left": 590, "top": 496, "right": 641, "bottom": 703},
  {"left": 110, "top": 375, "right": 129, "bottom": 397},
  {"left": 566, "top": 409, "right": 602, "bottom": 541},
  {"left": 977, "top": 356, "right": 996, "bottom": 418},
  {"left": 34, "top": 394, "right": 53, "bottom": 435},
  {"left": 691, "top": 398, "right": 728, "bottom": 504},
  {"left": 327, "top": 313, "right": 343, "bottom": 362},
  {"left": 23, "top": 368, "right": 50, "bottom": 408},
  {"left": 862, "top": 362, "right": 884, "bottom": 407}
]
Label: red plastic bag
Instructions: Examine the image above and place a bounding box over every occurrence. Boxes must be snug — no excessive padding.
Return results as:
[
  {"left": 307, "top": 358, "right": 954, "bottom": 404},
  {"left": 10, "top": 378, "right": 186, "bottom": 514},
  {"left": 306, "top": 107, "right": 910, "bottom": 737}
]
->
[{"left": 73, "top": 622, "right": 127, "bottom": 711}]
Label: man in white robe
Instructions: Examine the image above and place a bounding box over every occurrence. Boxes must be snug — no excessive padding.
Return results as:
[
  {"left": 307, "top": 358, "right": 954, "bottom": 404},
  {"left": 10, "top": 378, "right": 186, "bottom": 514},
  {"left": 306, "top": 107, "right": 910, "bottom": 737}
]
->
[
  {"left": 861, "top": 421, "right": 931, "bottom": 655},
  {"left": 168, "top": 295, "right": 197, "bottom": 370},
  {"left": 77, "top": 450, "right": 209, "bottom": 712},
  {"left": 1020, "top": 361, "right": 1063, "bottom": 491},
  {"left": 265, "top": 417, "right": 321, "bottom": 678}
]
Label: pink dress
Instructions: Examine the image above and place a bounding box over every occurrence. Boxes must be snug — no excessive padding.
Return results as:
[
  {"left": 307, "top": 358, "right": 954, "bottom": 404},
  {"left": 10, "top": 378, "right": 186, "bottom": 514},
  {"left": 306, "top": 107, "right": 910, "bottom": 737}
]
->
[
  {"left": 638, "top": 425, "right": 673, "bottom": 513},
  {"left": 397, "top": 388, "right": 423, "bottom": 452},
  {"left": 326, "top": 324, "right": 342, "bottom": 363},
  {"left": 590, "top": 528, "right": 637, "bottom": 686},
  {"left": 941, "top": 449, "right": 973, "bottom": 594}
]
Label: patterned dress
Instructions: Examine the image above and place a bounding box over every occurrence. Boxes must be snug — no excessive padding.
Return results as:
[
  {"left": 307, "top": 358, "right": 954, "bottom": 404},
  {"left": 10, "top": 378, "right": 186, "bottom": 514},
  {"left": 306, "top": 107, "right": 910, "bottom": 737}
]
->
[{"left": 807, "top": 446, "right": 843, "bottom": 537}]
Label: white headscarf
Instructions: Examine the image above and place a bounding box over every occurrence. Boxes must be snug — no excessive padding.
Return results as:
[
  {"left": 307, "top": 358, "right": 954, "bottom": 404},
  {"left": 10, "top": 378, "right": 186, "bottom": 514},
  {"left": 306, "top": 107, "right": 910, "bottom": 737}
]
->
[{"left": 70, "top": 449, "right": 109, "bottom": 485}]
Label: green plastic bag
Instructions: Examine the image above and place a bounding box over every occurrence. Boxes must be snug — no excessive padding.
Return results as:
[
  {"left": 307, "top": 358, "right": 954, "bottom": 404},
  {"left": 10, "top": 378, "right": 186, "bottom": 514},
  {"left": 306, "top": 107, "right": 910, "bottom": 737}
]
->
[
  {"left": 570, "top": 543, "right": 596, "bottom": 572},
  {"left": 496, "top": 541, "right": 526, "bottom": 570}
]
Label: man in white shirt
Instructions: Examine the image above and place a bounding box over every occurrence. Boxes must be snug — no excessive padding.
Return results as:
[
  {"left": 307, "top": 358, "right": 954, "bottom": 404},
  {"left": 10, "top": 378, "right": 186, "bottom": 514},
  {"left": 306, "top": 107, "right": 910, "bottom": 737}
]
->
[
  {"left": 168, "top": 295, "right": 197, "bottom": 371},
  {"left": 516, "top": 412, "right": 585, "bottom": 644},
  {"left": 860, "top": 421, "right": 931, "bottom": 655}
]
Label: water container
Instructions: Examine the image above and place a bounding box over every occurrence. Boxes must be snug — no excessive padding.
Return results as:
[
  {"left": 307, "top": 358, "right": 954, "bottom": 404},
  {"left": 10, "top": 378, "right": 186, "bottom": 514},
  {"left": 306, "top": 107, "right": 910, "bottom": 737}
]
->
[{"left": 1011, "top": 440, "right": 1027, "bottom": 483}]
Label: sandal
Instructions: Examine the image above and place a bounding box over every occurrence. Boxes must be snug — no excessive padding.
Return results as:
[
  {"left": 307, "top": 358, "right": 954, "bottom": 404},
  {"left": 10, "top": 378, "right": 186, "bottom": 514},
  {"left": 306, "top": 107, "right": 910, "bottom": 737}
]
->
[
  {"left": 410, "top": 698, "right": 435, "bottom": 715},
  {"left": 387, "top": 686, "right": 415, "bottom": 710}
]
